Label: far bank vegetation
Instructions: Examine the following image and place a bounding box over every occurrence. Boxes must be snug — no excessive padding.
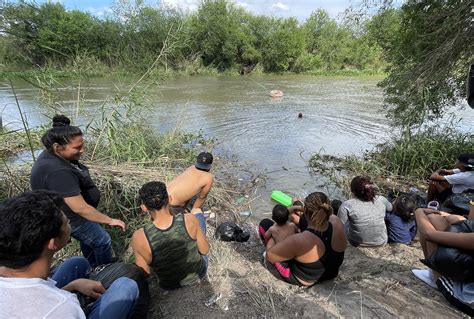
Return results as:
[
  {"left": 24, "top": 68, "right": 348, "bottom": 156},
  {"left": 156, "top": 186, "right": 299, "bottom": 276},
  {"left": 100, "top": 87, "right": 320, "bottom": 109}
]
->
[{"left": 0, "top": 0, "right": 397, "bottom": 76}]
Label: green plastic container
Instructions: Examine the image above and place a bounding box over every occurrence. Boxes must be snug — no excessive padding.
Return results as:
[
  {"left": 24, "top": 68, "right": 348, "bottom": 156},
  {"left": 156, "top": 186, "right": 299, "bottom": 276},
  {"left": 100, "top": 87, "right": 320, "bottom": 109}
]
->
[{"left": 271, "top": 190, "right": 293, "bottom": 207}]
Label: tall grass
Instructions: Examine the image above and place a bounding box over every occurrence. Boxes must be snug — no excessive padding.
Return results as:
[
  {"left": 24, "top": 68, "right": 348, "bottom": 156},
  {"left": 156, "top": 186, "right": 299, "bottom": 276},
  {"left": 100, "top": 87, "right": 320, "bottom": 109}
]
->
[
  {"left": 310, "top": 122, "right": 474, "bottom": 194},
  {"left": 0, "top": 67, "right": 234, "bottom": 264}
]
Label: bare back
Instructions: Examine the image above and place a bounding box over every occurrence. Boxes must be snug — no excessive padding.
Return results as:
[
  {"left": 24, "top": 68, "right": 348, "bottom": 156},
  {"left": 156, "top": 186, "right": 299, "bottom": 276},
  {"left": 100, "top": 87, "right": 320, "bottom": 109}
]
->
[
  {"left": 167, "top": 166, "right": 214, "bottom": 207},
  {"left": 268, "top": 223, "right": 298, "bottom": 244}
]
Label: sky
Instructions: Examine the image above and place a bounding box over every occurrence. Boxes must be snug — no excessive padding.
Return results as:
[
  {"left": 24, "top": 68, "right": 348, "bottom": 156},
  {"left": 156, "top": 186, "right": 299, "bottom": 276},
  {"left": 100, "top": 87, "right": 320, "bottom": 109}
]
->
[{"left": 31, "top": 0, "right": 362, "bottom": 21}]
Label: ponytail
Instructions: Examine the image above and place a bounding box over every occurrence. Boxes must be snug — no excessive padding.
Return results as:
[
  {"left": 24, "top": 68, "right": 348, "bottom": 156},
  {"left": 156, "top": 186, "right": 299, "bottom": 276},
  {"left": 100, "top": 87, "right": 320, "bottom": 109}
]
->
[
  {"left": 350, "top": 176, "right": 376, "bottom": 202},
  {"left": 304, "top": 192, "right": 333, "bottom": 228}
]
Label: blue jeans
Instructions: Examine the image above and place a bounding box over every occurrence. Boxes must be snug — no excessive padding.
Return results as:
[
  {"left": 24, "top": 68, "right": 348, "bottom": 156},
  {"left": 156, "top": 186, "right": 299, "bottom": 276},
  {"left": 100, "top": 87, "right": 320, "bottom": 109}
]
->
[
  {"left": 72, "top": 221, "right": 113, "bottom": 267},
  {"left": 52, "top": 257, "right": 138, "bottom": 319},
  {"left": 194, "top": 212, "right": 208, "bottom": 275}
]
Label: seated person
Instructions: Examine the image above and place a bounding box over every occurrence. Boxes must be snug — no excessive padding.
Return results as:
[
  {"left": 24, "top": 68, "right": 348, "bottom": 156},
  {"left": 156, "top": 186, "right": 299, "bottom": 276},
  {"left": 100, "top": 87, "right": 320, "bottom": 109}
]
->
[
  {"left": 262, "top": 204, "right": 298, "bottom": 245},
  {"left": 338, "top": 176, "right": 392, "bottom": 247},
  {"left": 427, "top": 153, "right": 474, "bottom": 202},
  {"left": 413, "top": 203, "right": 474, "bottom": 316},
  {"left": 167, "top": 152, "right": 214, "bottom": 211},
  {"left": 385, "top": 194, "right": 417, "bottom": 244},
  {"left": 0, "top": 190, "right": 138, "bottom": 319},
  {"left": 259, "top": 192, "right": 347, "bottom": 286},
  {"left": 288, "top": 199, "right": 341, "bottom": 232},
  {"left": 132, "top": 181, "right": 209, "bottom": 289}
]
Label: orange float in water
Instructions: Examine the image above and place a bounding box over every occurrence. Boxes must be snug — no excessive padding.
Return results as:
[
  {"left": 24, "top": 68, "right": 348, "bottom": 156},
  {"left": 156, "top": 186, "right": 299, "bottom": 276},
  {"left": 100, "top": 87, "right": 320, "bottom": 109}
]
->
[{"left": 269, "top": 90, "right": 283, "bottom": 97}]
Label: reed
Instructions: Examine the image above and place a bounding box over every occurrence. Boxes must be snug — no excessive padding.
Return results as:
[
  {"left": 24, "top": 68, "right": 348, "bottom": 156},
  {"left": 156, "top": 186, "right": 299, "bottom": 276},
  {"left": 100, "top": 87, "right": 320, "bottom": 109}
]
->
[{"left": 309, "top": 122, "right": 474, "bottom": 195}]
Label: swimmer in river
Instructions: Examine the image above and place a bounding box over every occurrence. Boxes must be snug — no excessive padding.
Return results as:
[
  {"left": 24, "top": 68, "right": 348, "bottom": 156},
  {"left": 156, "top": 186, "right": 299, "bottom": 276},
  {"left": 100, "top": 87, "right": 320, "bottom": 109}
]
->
[{"left": 298, "top": 112, "right": 303, "bottom": 118}]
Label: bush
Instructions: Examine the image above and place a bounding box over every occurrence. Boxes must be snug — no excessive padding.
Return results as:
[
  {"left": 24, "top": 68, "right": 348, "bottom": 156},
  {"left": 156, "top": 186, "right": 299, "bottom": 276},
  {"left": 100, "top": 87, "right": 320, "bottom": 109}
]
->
[{"left": 309, "top": 121, "right": 474, "bottom": 194}]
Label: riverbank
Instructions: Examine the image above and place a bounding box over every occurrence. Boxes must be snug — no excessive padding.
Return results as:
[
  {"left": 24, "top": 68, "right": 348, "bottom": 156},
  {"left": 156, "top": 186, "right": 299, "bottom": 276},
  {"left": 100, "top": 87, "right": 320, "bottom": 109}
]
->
[
  {"left": 0, "top": 160, "right": 467, "bottom": 318},
  {"left": 0, "top": 68, "right": 386, "bottom": 80},
  {"left": 0, "top": 74, "right": 470, "bottom": 316},
  {"left": 309, "top": 125, "right": 474, "bottom": 197}
]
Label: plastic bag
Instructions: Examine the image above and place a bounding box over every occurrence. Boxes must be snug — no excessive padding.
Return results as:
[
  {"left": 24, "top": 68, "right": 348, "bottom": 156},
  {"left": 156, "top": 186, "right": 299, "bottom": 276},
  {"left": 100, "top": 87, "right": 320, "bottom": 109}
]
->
[
  {"left": 215, "top": 222, "right": 250, "bottom": 242},
  {"left": 444, "top": 192, "right": 474, "bottom": 216},
  {"left": 422, "top": 220, "right": 474, "bottom": 281}
]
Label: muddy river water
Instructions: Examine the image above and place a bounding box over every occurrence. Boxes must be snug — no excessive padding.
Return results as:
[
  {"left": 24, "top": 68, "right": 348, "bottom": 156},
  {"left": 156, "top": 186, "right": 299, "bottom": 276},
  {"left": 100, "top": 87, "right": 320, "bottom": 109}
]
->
[{"left": 1, "top": 75, "right": 472, "bottom": 216}]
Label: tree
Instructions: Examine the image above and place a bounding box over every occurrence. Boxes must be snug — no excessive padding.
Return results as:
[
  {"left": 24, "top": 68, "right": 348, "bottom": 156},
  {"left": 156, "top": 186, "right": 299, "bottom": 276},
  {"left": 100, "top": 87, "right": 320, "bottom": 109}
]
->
[
  {"left": 261, "top": 17, "right": 305, "bottom": 72},
  {"left": 0, "top": 2, "right": 99, "bottom": 66},
  {"left": 189, "top": 0, "right": 241, "bottom": 70},
  {"left": 303, "top": 9, "right": 331, "bottom": 54},
  {"left": 378, "top": 0, "right": 473, "bottom": 126}
]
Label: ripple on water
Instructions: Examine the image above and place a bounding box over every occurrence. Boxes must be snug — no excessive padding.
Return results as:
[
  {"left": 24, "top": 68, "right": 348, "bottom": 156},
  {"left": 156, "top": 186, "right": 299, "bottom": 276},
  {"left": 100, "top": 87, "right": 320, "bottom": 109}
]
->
[{"left": 1, "top": 76, "right": 472, "bottom": 217}]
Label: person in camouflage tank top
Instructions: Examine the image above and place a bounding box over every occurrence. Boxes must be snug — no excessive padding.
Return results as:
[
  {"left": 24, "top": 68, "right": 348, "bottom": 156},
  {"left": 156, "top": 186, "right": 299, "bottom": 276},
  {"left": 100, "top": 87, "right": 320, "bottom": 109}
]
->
[{"left": 132, "top": 181, "right": 209, "bottom": 289}]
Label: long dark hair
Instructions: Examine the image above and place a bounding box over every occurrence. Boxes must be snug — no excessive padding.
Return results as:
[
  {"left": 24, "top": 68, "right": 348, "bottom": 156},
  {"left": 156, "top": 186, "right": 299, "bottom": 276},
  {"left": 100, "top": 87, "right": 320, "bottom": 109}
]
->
[
  {"left": 350, "top": 176, "right": 376, "bottom": 202},
  {"left": 41, "top": 115, "right": 82, "bottom": 152}
]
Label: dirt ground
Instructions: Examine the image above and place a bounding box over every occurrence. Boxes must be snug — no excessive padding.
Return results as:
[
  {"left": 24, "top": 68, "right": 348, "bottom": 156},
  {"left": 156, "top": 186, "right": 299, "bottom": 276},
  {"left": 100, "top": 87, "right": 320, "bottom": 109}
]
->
[{"left": 146, "top": 217, "right": 467, "bottom": 318}]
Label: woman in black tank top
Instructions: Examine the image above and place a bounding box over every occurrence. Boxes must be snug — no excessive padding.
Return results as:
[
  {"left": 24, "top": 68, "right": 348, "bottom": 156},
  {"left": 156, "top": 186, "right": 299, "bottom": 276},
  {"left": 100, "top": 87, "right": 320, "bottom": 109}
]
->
[{"left": 260, "top": 192, "right": 347, "bottom": 286}]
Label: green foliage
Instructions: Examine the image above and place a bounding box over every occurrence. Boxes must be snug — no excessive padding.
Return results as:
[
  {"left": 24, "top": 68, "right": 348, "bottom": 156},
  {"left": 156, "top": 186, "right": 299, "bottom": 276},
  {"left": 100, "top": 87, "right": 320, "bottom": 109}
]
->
[
  {"left": 0, "top": 2, "right": 101, "bottom": 66},
  {"left": 303, "top": 9, "right": 331, "bottom": 54},
  {"left": 303, "top": 8, "right": 384, "bottom": 72},
  {"left": 0, "top": 0, "right": 390, "bottom": 75},
  {"left": 310, "top": 121, "right": 474, "bottom": 181},
  {"left": 376, "top": 0, "right": 473, "bottom": 126},
  {"left": 261, "top": 18, "right": 305, "bottom": 72}
]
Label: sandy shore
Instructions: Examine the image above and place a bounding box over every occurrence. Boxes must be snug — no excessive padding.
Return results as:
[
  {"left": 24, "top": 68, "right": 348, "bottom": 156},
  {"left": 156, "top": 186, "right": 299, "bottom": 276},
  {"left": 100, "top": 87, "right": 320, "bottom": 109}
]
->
[{"left": 146, "top": 218, "right": 466, "bottom": 318}]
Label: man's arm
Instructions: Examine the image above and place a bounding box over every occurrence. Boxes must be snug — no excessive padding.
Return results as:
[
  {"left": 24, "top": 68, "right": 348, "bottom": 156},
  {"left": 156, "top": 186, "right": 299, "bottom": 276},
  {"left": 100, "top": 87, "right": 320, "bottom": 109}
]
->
[
  {"left": 131, "top": 229, "right": 152, "bottom": 275},
  {"left": 192, "top": 175, "right": 214, "bottom": 209},
  {"left": 430, "top": 171, "right": 447, "bottom": 181},
  {"left": 64, "top": 195, "right": 125, "bottom": 231},
  {"left": 62, "top": 278, "right": 105, "bottom": 299}
]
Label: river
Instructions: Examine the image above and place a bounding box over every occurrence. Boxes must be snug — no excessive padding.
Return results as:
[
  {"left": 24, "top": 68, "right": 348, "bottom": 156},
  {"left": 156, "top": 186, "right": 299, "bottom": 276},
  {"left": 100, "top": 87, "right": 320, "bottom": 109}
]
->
[{"left": 1, "top": 75, "right": 472, "bottom": 216}]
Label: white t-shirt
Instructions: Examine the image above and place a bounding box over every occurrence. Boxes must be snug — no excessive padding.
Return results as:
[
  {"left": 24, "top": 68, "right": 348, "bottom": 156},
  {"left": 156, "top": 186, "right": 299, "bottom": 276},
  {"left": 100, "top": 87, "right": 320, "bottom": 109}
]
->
[
  {"left": 445, "top": 171, "right": 474, "bottom": 194},
  {"left": 0, "top": 277, "right": 85, "bottom": 319}
]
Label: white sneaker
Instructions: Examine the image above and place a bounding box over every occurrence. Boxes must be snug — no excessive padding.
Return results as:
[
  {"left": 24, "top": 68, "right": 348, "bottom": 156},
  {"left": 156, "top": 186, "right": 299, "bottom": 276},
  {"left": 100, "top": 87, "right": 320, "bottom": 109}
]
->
[{"left": 411, "top": 269, "right": 438, "bottom": 289}]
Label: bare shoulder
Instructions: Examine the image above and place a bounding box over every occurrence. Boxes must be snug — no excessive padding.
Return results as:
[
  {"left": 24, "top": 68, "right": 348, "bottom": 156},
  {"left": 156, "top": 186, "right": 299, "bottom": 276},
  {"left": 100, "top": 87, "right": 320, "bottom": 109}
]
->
[
  {"left": 290, "top": 231, "right": 315, "bottom": 248},
  {"left": 132, "top": 228, "right": 147, "bottom": 249},
  {"left": 184, "top": 213, "right": 199, "bottom": 235},
  {"left": 204, "top": 171, "right": 214, "bottom": 183},
  {"left": 184, "top": 212, "right": 199, "bottom": 224}
]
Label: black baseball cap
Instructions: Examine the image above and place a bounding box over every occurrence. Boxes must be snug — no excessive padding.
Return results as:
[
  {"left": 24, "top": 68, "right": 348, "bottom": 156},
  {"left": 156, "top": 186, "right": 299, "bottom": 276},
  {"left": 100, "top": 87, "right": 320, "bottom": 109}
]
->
[
  {"left": 195, "top": 152, "right": 213, "bottom": 170},
  {"left": 458, "top": 153, "right": 474, "bottom": 168}
]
